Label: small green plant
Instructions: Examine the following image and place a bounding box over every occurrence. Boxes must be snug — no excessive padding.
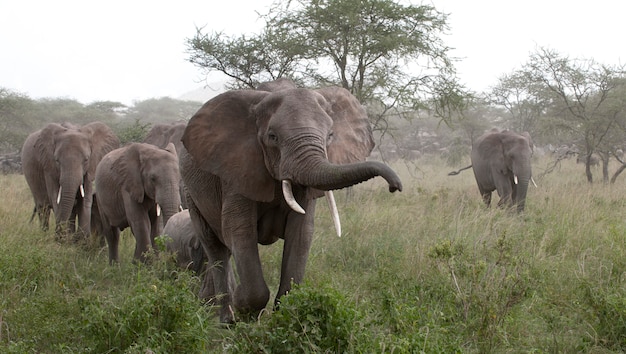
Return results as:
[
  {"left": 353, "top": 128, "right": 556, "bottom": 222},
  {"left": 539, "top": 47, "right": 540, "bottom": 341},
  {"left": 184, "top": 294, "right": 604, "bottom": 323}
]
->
[
  {"left": 428, "top": 231, "right": 532, "bottom": 352},
  {"left": 226, "top": 282, "right": 359, "bottom": 353},
  {"left": 78, "top": 261, "right": 215, "bottom": 353}
]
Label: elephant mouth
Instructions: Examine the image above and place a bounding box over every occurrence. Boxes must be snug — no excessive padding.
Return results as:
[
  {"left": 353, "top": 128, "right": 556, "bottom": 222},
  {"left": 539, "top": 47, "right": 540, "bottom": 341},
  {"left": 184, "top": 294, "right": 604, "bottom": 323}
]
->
[
  {"left": 56, "top": 184, "right": 86, "bottom": 204},
  {"left": 281, "top": 180, "right": 341, "bottom": 237}
]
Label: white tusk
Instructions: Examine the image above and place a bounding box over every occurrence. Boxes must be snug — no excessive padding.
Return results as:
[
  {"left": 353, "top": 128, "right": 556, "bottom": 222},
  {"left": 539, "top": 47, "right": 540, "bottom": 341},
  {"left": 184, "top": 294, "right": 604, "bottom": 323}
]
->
[
  {"left": 156, "top": 204, "right": 161, "bottom": 217},
  {"left": 179, "top": 205, "right": 183, "bottom": 212},
  {"left": 80, "top": 184, "right": 85, "bottom": 198},
  {"left": 282, "top": 180, "right": 305, "bottom": 214},
  {"left": 325, "top": 191, "right": 341, "bottom": 237},
  {"left": 531, "top": 177, "right": 538, "bottom": 187},
  {"left": 514, "top": 175, "right": 518, "bottom": 185},
  {"left": 57, "top": 187, "right": 62, "bottom": 204}
]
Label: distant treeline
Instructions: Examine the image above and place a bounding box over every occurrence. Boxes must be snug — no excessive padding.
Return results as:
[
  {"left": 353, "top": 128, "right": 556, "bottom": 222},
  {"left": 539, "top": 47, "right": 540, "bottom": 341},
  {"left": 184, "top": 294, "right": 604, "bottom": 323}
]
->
[{"left": 0, "top": 88, "right": 203, "bottom": 153}]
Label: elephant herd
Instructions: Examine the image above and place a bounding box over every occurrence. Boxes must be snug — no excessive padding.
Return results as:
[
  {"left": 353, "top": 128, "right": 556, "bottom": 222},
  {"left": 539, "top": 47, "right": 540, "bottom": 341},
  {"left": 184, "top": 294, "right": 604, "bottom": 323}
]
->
[{"left": 19, "top": 78, "right": 533, "bottom": 324}]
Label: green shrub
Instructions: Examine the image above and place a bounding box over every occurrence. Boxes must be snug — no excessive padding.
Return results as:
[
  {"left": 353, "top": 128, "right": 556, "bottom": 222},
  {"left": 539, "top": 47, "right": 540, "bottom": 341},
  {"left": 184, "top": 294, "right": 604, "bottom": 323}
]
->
[
  {"left": 225, "top": 282, "right": 359, "bottom": 353},
  {"left": 78, "top": 266, "right": 215, "bottom": 353}
]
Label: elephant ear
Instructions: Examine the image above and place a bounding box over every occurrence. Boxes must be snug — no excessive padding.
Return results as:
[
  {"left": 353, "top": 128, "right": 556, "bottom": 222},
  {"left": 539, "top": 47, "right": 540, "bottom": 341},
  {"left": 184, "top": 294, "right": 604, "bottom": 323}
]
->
[
  {"left": 520, "top": 131, "right": 534, "bottom": 152},
  {"left": 182, "top": 90, "right": 274, "bottom": 202},
  {"left": 35, "top": 123, "right": 66, "bottom": 175},
  {"left": 315, "top": 86, "right": 375, "bottom": 164},
  {"left": 113, "top": 143, "right": 145, "bottom": 203},
  {"left": 80, "top": 122, "right": 120, "bottom": 181}
]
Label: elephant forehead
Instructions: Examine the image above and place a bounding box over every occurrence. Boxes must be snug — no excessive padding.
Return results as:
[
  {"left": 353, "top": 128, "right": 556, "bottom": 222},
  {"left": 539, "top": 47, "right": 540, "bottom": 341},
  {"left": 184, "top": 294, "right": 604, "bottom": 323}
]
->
[
  {"left": 272, "top": 97, "right": 333, "bottom": 128},
  {"left": 56, "top": 133, "right": 90, "bottom": 154}
]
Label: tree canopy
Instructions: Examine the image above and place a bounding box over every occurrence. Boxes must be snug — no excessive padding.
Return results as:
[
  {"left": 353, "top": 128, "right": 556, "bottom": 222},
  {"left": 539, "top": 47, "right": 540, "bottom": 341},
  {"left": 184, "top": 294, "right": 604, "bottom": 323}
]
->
[
  {"left": 489, "top": 47, "right": 626, "bottom": 183},
  {"left": 186, "top": 0, "right": 468, "bottom": 132}
]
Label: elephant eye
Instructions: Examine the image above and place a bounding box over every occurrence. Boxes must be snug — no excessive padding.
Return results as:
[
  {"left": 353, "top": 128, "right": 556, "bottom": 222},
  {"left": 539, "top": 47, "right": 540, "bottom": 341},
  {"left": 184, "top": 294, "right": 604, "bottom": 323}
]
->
[
  {"left": 327, "top": 131, "right": 334, "bottom": 143},
  {"left": 267, "top": 131, "right": 278, "bottom": 144}
]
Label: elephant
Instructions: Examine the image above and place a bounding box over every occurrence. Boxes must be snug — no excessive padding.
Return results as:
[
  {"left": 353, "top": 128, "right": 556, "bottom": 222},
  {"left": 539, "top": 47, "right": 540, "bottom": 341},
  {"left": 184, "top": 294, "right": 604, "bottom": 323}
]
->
[
  {"left": 142, "top": 121, "right": 186, "bottom": 154},
  {"left": 576, "top": 153, "right": 600, "bottom": 166},
  {"left": 21, "top": 122, "right": 120, "bottom": 238},
  {"left": 179, "top": 83, "right": 403, "bottom": 323},
  {"left": 161, "top": 209, "right": 236, "bottom": 301},
  {"left": 449, "top": 129, "right": 534, "bottom": 212},
  {"left": 95, "top": 142, "right": 182, "bottom": 263},
  {"left": 142, "top": 121, "right": 188, "bottom": 207},
  {"left": 162, "top": 209, "right": 206, "bottom": 274}
]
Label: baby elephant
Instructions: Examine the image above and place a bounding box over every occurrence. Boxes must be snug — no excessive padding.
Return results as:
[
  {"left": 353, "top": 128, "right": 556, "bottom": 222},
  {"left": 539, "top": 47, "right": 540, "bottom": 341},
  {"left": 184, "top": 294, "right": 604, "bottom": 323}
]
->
[
  {"left": 163, "top": 209, "right": 235, "bottom": 301},
  {"left": 95, "top": 142, "right": 182, "bottom": 263},
  {"left": 163, "top": 209, "right": 206, "bottom": 274}
]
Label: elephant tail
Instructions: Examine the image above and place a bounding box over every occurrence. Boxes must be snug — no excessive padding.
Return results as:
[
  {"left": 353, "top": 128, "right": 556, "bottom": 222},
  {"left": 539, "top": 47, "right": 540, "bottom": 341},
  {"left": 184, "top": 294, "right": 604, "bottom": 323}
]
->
[{"left": 448, "top": 164, "right": 472, "bottom": 176}]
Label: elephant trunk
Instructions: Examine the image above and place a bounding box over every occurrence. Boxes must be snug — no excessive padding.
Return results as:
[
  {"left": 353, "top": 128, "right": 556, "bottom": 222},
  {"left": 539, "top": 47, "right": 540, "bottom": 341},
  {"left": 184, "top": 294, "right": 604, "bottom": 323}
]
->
[
  {"left": 156, "top": 184, "right": 182, "bottom": 227},
  {"left": 56, "top": 171, "right": 86, "bottom": 234},
  {"left": 290, "top": 157, "right": 402, "bottom": 193},
  {"left": 513, "top": 159, "right": 532, "bottom": 212}
]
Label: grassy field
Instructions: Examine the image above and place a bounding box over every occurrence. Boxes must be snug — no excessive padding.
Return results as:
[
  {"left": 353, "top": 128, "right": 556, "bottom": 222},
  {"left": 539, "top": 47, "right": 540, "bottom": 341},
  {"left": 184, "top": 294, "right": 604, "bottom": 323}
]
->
[{"left": 1, "top": 155, "right": 625, "bottom": 353}]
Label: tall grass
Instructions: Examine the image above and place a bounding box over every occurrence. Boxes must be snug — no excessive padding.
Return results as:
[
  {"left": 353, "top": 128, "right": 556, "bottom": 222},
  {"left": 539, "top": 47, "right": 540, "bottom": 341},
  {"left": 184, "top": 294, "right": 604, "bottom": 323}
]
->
[{"left": 1, "top": 156, "right": 625, "bottom": 352}]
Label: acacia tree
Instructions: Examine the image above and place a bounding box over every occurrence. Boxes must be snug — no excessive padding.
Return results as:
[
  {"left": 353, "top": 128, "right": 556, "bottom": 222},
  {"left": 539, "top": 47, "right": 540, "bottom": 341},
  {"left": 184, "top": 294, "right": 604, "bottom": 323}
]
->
[
  {"left": 488, "top": 70, "right": 553, "bottom": 138},
  {"left": 186, "top": 0, "right": 466, "bottom": 134},
  {"left": 515, "top": 47, "right": 626, "bottom": 183}
]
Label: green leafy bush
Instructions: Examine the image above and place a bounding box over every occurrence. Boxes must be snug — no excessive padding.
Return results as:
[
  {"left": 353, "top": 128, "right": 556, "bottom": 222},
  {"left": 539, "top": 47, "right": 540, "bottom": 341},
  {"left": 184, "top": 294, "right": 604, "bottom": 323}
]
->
[
  {"left": 226, "top": 282, "right": 359, "bottom": 353},
  {"left": 78, "top": 266, "right": 214, "bottom": 353}
]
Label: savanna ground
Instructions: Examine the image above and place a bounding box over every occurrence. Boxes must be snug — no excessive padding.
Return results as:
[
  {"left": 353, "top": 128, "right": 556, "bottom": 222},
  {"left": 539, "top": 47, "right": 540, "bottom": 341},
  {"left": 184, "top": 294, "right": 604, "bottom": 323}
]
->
[{"left": 1, "top": 155, "right": 625, "bottom": 353}]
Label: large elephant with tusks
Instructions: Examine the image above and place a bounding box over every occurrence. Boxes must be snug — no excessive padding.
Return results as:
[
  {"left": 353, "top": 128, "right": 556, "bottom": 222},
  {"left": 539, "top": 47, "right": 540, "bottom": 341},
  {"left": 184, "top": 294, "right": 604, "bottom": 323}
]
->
[{"left": 180, "top": 82, "right": 403, "bottom": 323}]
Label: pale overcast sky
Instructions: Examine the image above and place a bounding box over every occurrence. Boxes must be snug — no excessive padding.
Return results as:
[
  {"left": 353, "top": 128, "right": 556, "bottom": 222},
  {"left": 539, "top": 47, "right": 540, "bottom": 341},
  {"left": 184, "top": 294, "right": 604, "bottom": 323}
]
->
[{"left": 1, "top": 0, "right": 623, "bottom": 105}]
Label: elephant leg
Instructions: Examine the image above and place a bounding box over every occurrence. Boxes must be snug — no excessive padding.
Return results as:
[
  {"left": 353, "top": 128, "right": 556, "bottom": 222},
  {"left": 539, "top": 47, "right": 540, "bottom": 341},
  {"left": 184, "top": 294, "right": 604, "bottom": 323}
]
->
[
  {"left": 104, "top": 226, "right": 121, "bottom": 264},
  {"left": 276, "top": 199, "right": 316, "bottom": 306},
  {"left": 123, "top": 198, "right": 153, "bottom": 262},
  {"left": 38, "top": 204, "right": 51, "bottom": 231},
  {"left": 477, "top": 185, "right": 492, "bottom": 207},
  {"left": 149, "top": 212, "right": 162, "bottom": 252},
  {"left": 68, "top": 208, "right": 77, "bottom": 235},
  {"left": 223, "top": 195, "right": 270, "bottom": 317},
  {"left": 76, "top": 198, "right": 91, "bottom": 240},
  {"left": 188, "top": 202, "right": 235, "bottom": 323},
  {"left": 495, "top": 177, "right": 513, "bottom": 208},
  {"left": 130, "top": 217, "right": 153, "bottom": 263}
]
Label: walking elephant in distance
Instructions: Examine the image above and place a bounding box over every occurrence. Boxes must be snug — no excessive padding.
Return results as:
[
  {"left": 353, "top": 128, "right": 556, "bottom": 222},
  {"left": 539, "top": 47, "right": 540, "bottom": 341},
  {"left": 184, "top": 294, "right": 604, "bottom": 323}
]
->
[
  {"left": 143, "top": 121, "right": 188, "bottom": 208},
  {"left": 21, "top": 122, "right": 120, "bottom": 239},
  {"left": 449, "top": 129, "right": 534, "bottom": 212},
  {"left": 180, "top": 82, "right": 403, "bottom": 323},
  {"left": 95, "top": 142, "right": 182, "bottom": 263}
]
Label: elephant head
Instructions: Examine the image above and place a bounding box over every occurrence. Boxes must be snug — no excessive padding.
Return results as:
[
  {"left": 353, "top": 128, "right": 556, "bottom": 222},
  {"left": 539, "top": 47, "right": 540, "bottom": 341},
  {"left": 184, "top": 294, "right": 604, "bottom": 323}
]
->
[
  {"left": 470, "top": 129, "right": 533, "bottom": 212},
  {"left": 143, "top": 121, "right": 188, "bottom": 207},
  {"left": 184, "top": 87, "right": 401, "bottom": 211},
  {"left": 21, "top": 122, "right": 119, "bottom": 238},
  {"left": 180, "top": 84, "right": 402, "bottom": 322},
  {"left": 142, "top": 121, "right": 186, "bottom": 154},
  {"left": 96, "top": 142, "right": 182, "bottom": 263}
]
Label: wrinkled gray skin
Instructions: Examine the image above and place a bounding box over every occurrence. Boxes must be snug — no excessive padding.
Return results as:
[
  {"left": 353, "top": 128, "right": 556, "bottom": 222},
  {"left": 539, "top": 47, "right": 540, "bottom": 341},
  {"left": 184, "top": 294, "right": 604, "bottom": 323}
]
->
[
  {"left": 163, "top": 209, "right": 205, "bottom": 273},
  {"left": 21, "top": 122, "right": 120, "bottom": 238},
  {"left": 180, "top": 83, "right": 403, "bottom": 323},
  {"left": 96, "top": 143, "right": 182, "bottom": 263},
  {"left": 143, "top": 121, "right": 188, "bottom": 207},
  {"left": 142, "top": 121, "right": 186, "bottom": 155},
  {"left": 470, "top": 129, "right": 533, "bottom": 212},
  {"left": 163, "top": 209, "right": 236, "bottom": 300}
]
